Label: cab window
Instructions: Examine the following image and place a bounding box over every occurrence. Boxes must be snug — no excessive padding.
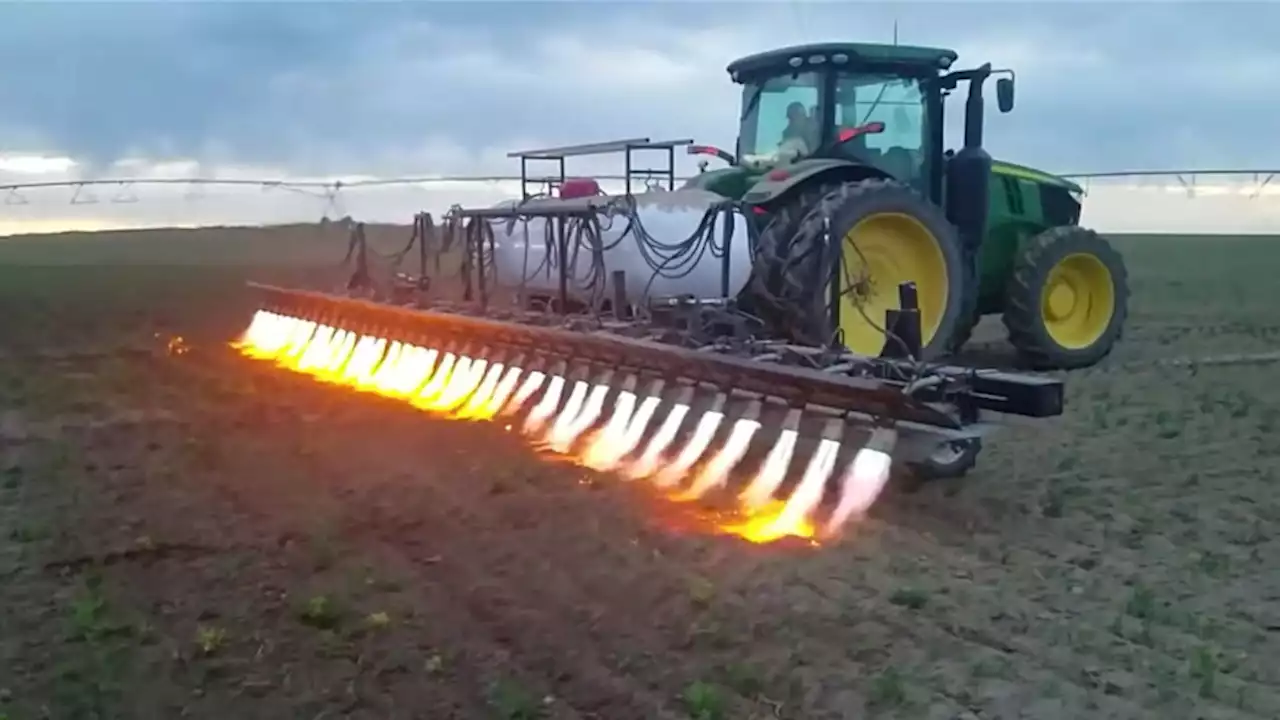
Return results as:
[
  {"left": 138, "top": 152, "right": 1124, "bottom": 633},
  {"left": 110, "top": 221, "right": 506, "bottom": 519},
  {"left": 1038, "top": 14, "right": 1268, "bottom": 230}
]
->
[
  {"left": 738, "top": 71, "right": 821, "bottom": 162},
  {"left": 833, "top": 74, "right": 927, "bottom": 185}
]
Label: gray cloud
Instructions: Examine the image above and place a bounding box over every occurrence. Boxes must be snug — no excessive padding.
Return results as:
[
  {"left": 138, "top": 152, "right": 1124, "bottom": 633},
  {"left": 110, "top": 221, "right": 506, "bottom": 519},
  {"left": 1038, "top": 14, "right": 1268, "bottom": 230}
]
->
[{"left": 0, "top": 1, "right": 1276, "bottom": 178}]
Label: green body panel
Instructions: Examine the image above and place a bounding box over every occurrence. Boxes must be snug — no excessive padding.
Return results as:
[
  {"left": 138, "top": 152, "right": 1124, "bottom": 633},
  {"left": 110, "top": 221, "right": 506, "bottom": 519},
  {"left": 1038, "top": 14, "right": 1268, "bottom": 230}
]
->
[
  {"left": 680, "top": 167, "right": 758, "bottom": 199},
  {"left": 991, "top": 160, "right": 1082, "bottom": 193},
  {"left": 682, "top": 158, "right": 890, "bottom": 204},
  {"left": 739, "top": 158, "right": 888, "bottom": 205},
  {"left": 976, "top": 162, "right": 1082, "bottom": 314},
  {"left": 977, "top": 167, "right": 1044, "bottom": 313}
]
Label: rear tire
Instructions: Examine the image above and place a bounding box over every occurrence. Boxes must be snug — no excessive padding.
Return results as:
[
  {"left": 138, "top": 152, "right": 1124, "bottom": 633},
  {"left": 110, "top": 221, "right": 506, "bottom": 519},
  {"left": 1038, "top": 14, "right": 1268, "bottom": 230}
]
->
[{"left": 741, "top": 178, "right": 974, "bottom": 359}]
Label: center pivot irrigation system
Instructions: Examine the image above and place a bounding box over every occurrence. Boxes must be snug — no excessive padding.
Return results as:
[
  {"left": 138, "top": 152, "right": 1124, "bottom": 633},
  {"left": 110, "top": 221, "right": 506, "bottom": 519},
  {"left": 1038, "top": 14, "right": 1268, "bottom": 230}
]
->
[{"left": 236, "top": 42, "right": 1129, "bottom": 543}]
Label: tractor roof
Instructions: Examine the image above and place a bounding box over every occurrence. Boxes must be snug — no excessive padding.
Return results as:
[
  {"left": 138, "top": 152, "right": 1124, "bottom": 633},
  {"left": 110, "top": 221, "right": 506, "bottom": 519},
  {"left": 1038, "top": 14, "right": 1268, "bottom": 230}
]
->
[{"left": 726, "top": 42, "right": 958, "bottom": 79}]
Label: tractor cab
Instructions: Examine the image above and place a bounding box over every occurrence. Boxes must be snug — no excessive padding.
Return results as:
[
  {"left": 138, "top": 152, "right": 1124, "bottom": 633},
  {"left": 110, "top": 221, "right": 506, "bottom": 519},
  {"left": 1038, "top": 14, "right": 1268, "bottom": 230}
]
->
[
  {"left": 688, "top": 42, "right": 1015, "bottom": 210},
  {"left": 732, "top": 46, "right": 940, "bottom": 190}
]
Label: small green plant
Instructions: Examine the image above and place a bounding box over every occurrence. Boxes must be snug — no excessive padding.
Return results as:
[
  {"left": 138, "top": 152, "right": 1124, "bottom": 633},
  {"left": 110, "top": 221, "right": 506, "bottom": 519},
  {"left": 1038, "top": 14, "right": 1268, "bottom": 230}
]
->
[
  {"left": 681, "top": 680, "right": 725, "bottom": 720},
  {"left": 1189, "top": 645, "right": 1217, "bottom": 699},
  {"left": 1258, "top": 408, "right": 1278, "bottom": 434},
  {"left": 488, "top": 678, "right": 544, "bottom": 720},
  {"left": 1124, "top": 584, "right": 1156, "bottom": 621},
  {"left": 1040, "top": 488, "right": 1065, "bottom": 518},
  {"left": 888, "top": 588, "right": 928, "bottom": 610},
  {"left": 686, "top": 576, "right": 715, "bottom": 607},
  {"left": 8, "top": 522, "right": 45, "bottom": 543},
  {"left": 55, "top": 579, "right": 131, "bottom": 717},
  {"left": 1197, "top": 551, "right": 1229, "bottom": 577},
  {"left": 971, "top": 655, "right": 1011, "bottom": 680},
  {"left": 868, "top": 667, "right": 907, "bottom": 708},
  {"left": 296, "top": 595, "right": 343, "bottom": 630},
  {"left": 69, "top": 591, "right": 109, "bottom": 642},
  {"left": 195, "top": 625, "right": 227, "bottom": 655}
]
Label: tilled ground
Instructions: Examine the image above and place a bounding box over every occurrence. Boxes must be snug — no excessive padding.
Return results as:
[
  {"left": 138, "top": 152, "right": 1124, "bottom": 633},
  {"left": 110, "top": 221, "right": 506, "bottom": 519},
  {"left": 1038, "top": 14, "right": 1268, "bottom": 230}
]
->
[{"left": 3, "top": 231, "right": 1280, "bottom": 720}]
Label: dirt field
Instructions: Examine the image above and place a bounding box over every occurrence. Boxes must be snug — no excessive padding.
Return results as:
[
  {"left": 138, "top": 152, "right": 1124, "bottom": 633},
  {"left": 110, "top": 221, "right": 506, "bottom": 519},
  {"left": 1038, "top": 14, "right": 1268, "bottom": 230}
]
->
[{"left": 3, "top": 226, "right": 1280, "bottom": 720}]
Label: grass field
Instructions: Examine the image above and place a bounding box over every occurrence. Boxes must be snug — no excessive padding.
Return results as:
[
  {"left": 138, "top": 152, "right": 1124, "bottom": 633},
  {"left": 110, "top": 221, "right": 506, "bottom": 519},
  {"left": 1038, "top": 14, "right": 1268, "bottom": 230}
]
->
[{"left": 2, "top": 226, "right": 1280, "bottom": 720}]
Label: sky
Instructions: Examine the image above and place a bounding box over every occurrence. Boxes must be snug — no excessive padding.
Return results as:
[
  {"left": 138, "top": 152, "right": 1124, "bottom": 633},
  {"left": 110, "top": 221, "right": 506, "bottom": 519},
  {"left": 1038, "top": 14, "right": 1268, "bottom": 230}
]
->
[{"left": 1, "top": 0, "right": 1279, "bottom": 235}]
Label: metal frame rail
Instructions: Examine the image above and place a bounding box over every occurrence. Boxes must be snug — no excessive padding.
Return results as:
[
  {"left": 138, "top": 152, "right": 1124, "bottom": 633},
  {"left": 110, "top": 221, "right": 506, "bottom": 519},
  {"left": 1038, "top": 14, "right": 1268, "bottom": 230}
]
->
[
  {"left": 507, "top": 137, "right": 695, "bottom": 200},
  {"left": 449, "top": 195, "right": 625, "bottom": 316},
  {"left": 250, "top": 281, "right": 1063, "bottom": 423}
]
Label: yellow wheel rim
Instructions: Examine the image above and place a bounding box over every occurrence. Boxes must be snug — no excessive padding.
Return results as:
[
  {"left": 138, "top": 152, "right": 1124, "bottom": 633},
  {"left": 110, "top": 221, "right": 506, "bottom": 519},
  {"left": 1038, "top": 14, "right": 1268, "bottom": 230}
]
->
[
  {"left": 835, "top": 212, "right": 948, "bottom": 356},
  {"left": 1040, "top": 252, "right": 1115, "bottom": 350}
]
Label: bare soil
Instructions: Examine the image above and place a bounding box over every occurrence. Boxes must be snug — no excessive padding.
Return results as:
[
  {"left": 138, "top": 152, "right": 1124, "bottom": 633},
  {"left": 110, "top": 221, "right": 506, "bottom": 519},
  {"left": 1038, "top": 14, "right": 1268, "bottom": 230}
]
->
[{"left": 3, "top": 228, "right": 1280, "bottom": 719}]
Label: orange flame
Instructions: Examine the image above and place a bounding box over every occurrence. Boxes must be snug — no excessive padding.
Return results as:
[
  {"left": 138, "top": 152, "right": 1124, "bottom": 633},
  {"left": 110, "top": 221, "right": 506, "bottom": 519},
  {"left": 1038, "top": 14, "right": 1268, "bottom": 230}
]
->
[
  {"left": 234, "top": 310, "right": 893, "bottom": 545},
  {"left": 717, "top": 500, "right": 817, "bottom": 544}
]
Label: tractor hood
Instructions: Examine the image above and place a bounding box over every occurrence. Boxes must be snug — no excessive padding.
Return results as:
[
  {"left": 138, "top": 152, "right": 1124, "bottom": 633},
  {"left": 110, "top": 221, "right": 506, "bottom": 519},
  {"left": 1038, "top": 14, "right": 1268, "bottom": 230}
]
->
[{"left": 992, "top": 160, "right": 1082, "bottom": 195}]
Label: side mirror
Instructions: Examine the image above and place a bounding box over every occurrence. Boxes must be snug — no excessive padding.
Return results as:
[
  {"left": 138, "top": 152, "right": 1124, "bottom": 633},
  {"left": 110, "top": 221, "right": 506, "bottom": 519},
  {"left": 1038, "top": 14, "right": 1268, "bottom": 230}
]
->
[{"left": 996, "top": 77, "right": 1015, "bottom": 113}]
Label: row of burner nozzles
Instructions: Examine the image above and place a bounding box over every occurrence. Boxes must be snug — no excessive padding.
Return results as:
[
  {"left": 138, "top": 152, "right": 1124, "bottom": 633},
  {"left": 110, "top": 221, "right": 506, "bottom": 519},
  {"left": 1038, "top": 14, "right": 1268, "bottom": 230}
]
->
[{"left": 236, "top": 309, "right": 900, "bottom": 542}]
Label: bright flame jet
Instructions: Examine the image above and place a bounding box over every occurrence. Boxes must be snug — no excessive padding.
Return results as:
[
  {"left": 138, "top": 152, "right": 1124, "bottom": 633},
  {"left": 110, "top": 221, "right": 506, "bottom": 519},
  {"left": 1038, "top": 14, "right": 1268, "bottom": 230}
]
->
[
  {"left": 580, "top": 389, "right": 637, "bottom": 469},
  {"left": 435, "top": 358, "right": 489, "bottom": 412},
  {"left": 652, "top": 407, "right": 725, "bottom": 489},
  {"left": 543, "top": 380, "right": 589, "bottom": 446},
  {"left": 524, "top": 375, "right": 566, "bottom": 434},
  {"left": 345, "top": 337, "right": 388, "bottom": 387},
  {"left": 546, "top": 379, "right": 612, "bottom": 453},
  {"left": 471, "top": 366, "right": 524, "bottom": 420},
  {"left": 749, "top": 436, "right": 840, "bottom": 540},
  {"left": 738, "top": 408, "right": 803, "bottom": 512},
  {"left": 676, "top": 413, "right": 760, "bottom": 500},
  {"left": 367, "top": 342, "right": 406, "bottom": 388},
  {"left": 627, "top": 401, "right": 690, "bottom": 480},
  {"left": 413, "top": 352, "right": 457, "bottom": 407},
  {"left": 503, "top": 371, "right": 547, "bottom": 416},
  {"left": 389, "top": 346, "right": 435, "bottom": 396},
  {"left": 610, "top": 385, "right": 664, "bottom": 461},
  {"left": 824, "top": 428, "right": 897, "bottom": 535},
  {"left": 281, "top": 320, "right": 317, "bottom": 361},
  {"left": 296, "top": 325, "right": 336, "bottom": 371},
  {"left": 318, "top": 330, "right": 352, "bottom": 374},
  {"left": 455, "top": 363, "right": 505, "bottom": 418}
]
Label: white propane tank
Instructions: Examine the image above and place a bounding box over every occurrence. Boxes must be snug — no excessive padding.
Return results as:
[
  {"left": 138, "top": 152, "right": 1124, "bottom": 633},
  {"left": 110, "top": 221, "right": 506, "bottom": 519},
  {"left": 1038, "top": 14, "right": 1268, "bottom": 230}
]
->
[{"left": 486, "top": 189, "right": 754, "bottom": 307}]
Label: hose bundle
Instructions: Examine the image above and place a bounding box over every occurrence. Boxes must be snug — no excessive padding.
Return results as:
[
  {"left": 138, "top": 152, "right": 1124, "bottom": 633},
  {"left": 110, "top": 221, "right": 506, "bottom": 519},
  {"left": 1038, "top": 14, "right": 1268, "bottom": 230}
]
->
[{"left": 432, "top": 192, "right": 742, "bottom": 315}]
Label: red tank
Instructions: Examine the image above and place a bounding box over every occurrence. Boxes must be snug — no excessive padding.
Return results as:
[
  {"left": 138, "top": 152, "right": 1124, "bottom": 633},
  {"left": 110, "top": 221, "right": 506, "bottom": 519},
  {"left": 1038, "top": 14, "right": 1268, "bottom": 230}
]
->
[{"left": 559, "top": 177, "right": 601, "bottom": 199}]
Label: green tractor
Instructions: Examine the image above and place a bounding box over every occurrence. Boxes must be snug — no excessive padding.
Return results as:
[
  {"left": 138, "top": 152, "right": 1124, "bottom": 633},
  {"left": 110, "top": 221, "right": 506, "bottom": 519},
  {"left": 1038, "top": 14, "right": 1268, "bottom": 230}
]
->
[{"left": 683, "top": 42, "right": 1129, "bottom": 370}]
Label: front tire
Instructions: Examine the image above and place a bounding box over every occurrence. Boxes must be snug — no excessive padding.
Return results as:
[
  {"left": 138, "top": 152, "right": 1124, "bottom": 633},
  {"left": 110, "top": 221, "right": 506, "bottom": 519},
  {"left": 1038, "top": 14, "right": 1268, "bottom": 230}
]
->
[{"left": 1003, "top": 226, "right": 1129, "bottom": 370}]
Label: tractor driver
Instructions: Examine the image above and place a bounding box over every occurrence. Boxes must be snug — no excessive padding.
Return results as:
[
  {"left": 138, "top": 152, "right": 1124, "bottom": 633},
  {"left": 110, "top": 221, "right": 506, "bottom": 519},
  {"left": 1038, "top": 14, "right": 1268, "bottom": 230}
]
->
[{"left": 777, "top": 101, "right": 816, "bottom": 162}]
